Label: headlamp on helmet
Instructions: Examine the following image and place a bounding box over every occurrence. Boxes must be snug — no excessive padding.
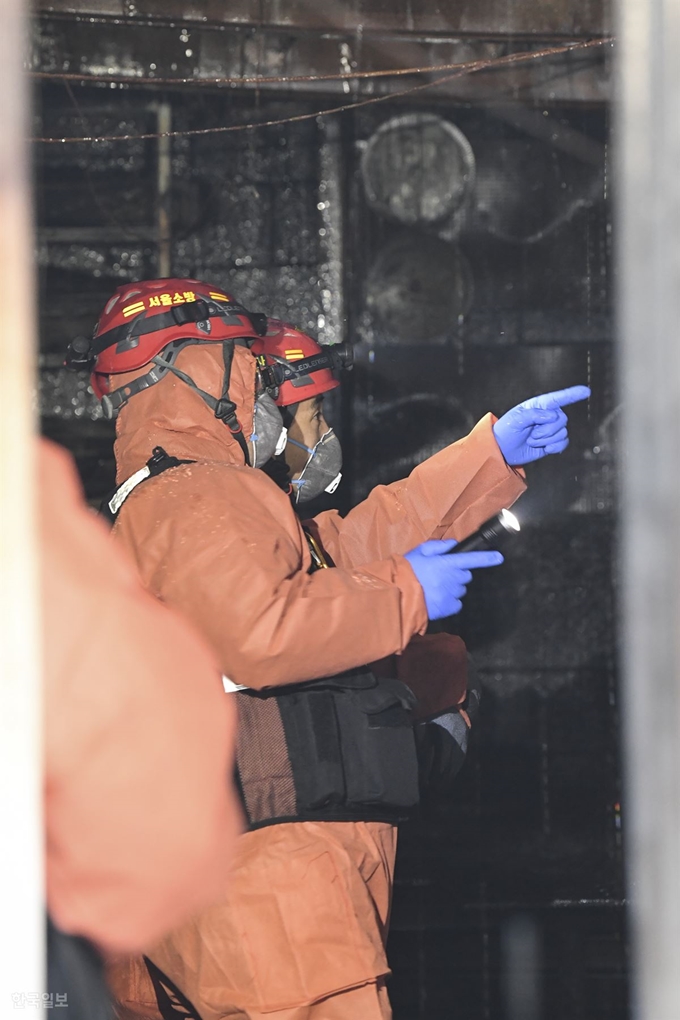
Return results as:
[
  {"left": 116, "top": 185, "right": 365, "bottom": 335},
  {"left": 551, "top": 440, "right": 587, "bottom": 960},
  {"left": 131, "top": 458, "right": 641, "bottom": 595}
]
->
[{"left": 252, "top": 320, "right": 353, "bottom": 407}]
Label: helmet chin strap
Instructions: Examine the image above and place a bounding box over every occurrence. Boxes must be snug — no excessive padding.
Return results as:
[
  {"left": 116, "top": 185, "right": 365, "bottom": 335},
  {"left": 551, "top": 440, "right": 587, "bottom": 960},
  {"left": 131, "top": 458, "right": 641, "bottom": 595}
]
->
[
  {"left": 280, "top": 404, "right": 298, "bottom": 428},
  {"left": 101, "top": 338, "right": 211, "bottom": 416},
  {"left": 101, "top": 338, "right": 251, "bottom": 465},
  {"left": 150, "top": 341, "right": 250, "bottom": 465},
  {"left": 150, "top": 354, "right": 219, "bottom": 412}
]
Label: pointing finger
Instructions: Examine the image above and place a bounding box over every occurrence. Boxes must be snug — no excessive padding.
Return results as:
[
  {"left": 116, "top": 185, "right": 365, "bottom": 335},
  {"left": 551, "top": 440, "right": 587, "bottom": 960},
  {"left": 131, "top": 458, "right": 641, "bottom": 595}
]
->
[
  {"left": 525, "top": 385, "right": 591, "bottom": 411},
  {"left": 449, "top": 551, "right": 504, "bottom": 569},
  {"left": 514, "top": 407, "right": 559, "bottom": 425}
]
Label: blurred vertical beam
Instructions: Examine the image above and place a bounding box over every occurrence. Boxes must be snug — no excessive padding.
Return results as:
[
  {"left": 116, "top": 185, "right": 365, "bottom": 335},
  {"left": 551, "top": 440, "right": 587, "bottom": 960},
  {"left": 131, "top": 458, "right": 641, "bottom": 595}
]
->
[
  {"left": 618, "top": 0, "right": 680, "bottom": 1016},
  {"left": 157, "top": 102, "right": 172, "bottom": 278},
  {"left": 0, "top": 0, "right": 44, "bottom": 1010},
  {"left": 501, "top": 915, "right": 542, "bottom": 1020},
  {"left": 317, "top": 117, "right": 346, "bottom": 444},
  {"left": 318, "top": 118, "right": 345, "bottom": 348}
]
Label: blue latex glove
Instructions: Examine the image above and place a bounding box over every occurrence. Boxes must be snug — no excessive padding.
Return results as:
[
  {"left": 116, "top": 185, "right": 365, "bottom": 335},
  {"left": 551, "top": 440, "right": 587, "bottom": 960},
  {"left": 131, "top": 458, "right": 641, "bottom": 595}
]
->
[
  {"left": 404, "top": 539, "right": 503, "bottom": 620},
  {"left": 492, "top": 385, "right": 591, "bottom": 466}
]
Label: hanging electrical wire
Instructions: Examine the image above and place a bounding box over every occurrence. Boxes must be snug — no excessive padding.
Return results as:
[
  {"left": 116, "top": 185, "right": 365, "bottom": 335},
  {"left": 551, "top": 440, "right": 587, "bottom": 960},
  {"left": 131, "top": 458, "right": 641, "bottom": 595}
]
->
[
  {"left": 32, "top": 36, "right": 613, "bottom": 90},
  {"left": 32, "top": 36, "right": 613, "bottom": 145}
]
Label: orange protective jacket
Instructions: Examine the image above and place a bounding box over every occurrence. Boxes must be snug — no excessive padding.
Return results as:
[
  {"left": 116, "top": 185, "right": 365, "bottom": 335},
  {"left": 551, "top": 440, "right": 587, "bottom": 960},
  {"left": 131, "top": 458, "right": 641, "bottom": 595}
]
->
[
  {"left": 42, "top": 440, "right": 242, "bottom": 954},
  {"left": 111, "top": 344, "right": 526, "bottom": 686},
  {"left": 107, "top": 343, "right": 525, "bottom": 1016}
]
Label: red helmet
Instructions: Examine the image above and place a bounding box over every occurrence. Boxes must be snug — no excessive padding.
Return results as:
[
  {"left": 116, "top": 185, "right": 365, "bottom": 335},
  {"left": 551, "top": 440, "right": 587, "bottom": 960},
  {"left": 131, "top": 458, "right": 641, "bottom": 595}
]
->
[
  {"left": 251, "top": 319, "right": 353, "bottom": 407},
  {"left": 65, "top": 277, "right": 267, "bottom": 416}
]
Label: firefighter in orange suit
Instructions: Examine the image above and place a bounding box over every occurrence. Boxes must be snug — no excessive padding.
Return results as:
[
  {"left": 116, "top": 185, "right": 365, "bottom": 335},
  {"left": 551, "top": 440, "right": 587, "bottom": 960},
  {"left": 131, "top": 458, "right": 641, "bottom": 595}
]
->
[{"left": 67, "top": 278, "right": 588, "bottom": 1019}]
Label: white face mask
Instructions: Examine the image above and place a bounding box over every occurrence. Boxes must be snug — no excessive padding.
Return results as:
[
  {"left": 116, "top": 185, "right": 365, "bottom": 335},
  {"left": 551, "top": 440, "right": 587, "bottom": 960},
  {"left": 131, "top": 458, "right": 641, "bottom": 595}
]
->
[
  {"left": 287, "top": 428, "right": 343, "bottom": 503},
  {"left": 249, "top": 393, "right": 288, "bottom": 468}
]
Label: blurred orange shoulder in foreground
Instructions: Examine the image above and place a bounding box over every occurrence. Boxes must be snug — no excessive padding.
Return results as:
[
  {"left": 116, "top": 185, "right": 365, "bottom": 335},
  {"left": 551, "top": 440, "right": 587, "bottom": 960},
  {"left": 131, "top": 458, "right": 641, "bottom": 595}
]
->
[{"left": 41, "top": 439, "right": 242, "bottom": 954}]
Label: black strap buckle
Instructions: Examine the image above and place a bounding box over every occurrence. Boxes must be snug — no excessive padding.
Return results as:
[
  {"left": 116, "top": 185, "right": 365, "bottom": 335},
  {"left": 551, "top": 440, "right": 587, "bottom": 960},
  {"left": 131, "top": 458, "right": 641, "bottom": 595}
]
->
[
  {"left": 214, "top": 400, "right": 245, "bottom": 442},
  {"left": 247, "top": 311, "right": 268, "bottom": 336},
  {"left": 146, "top": 446, "right": 191, "bottom": 475},
  {"left": 171, "top": 299, "right": 210, "bottom": 327}
]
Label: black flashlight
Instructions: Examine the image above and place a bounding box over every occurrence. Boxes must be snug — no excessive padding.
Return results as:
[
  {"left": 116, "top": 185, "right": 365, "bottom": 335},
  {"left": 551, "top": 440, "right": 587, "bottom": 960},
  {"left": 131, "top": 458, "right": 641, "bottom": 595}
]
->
[{"left": 451, "top": 508, "right": 521, "bottom": 553}]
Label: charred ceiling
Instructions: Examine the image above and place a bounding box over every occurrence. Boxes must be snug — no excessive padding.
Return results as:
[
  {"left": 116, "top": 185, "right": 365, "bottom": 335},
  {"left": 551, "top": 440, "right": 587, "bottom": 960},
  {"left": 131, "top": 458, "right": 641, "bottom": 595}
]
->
[
  {"left": 35, "top": 0, "right": 611, "bottom": 38},
  {"left": 33, "top": 1, "right": 612, "bottom": 106}
]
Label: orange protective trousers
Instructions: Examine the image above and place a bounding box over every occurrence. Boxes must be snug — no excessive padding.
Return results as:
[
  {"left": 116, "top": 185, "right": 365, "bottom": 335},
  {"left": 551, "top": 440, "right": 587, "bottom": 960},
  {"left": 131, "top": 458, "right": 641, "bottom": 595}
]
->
[{"left": 111, "top": 821, "right": 396, "bottom": 1020}]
